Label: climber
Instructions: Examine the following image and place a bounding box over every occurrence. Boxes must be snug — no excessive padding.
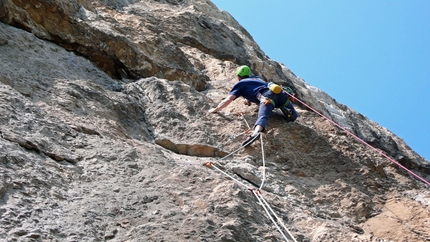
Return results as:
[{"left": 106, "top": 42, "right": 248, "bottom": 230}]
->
[{"left": 208, "top": 65, "right": 298, "bottom": 146}]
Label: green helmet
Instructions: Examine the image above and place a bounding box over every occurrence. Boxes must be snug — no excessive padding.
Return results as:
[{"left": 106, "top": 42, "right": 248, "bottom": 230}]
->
[{"left": 236, "top": 65, "right": 251, "bottom": 77}]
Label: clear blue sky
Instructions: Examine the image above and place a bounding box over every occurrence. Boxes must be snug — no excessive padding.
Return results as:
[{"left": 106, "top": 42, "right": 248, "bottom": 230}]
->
[{"left": 212, "top": 0, "right": 430, "bottom": 162}]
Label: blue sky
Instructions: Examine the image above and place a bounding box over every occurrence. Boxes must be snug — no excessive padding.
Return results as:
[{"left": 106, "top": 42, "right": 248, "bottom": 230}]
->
[{"left": 211, "top": 0, "right": 430, "bottom": 162}]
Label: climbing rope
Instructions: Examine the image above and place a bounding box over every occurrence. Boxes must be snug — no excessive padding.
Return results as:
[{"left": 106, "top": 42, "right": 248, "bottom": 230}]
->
[
  {"left": 253, "top": 190, "right": 298, "bottom": 242},
  {"left": 205, "top": 114, "right": 296, "bottom": 242},
  {"left": 205, "top": 161, "right": 253, "bottom": 190},
  {"left": 286, "top": 92, "right": 430, "bottom": 187},
  {"left": 205, "top": 161, "right": 296, "bottom": 242},
  {"left": 252, "top": 190, "right": 292, "bottom": 242},
  {"left": 259, "top": 194, "right": 298, "bottom": 242},
  {"left": 205, "top": 90, "right": 428, "bottom": 242},
  {"left": 239, "top": 113, "right": 266, "bottom": 190},
  {"left": 258, "top": 134, "right": 266, "bottom": 191}
]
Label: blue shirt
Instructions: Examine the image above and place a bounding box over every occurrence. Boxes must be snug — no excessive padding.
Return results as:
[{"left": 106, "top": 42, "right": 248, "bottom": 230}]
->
[{"left": 229, "top": 77, "right": 267, "bottom": 104}]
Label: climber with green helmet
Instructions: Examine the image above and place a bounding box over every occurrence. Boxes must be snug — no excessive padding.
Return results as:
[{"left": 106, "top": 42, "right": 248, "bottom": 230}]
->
[
  {"left": 209, "top": 65, "right": 298, "bottom": 146},
  {"left": 236, "top": 65, "right": 252, "bottom": 78}
]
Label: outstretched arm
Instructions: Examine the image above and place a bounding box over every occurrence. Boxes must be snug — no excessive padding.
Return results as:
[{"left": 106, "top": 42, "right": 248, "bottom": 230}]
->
[{"left": 208, "top": 95, "right": 236, "bottom": 113}]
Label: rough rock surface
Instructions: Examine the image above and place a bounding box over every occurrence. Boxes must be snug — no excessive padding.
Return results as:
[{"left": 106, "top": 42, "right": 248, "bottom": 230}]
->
[{"left": 0, "top": 1, "right": 429, "bottom": 241}]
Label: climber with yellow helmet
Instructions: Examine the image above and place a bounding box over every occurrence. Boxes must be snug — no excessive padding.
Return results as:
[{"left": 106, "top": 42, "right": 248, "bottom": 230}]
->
[{"left": 208, "top": 65, "right": 297, "bottom": 146}]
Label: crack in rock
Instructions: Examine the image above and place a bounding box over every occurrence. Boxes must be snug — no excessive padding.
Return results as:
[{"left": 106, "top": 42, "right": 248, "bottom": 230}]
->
[{"left": 155, "top": 138, "right": 227, "bottom": 158}]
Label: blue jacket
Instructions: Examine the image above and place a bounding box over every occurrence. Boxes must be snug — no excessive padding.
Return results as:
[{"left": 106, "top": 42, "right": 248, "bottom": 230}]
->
[{"left": 229, "top": 77, "right": 267, "bottom": 104}]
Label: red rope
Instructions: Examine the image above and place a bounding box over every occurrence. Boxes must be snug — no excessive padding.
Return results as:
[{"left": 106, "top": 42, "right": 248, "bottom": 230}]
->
[{"left": 287, "top": 93, "right": 430, "bottom": 186}]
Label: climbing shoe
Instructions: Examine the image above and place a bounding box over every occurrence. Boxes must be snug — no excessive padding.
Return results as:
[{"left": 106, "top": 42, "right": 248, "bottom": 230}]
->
[
  {"left": 242, "top": 132, "right": 260, "bottom": 147},
  {"left": 280, "top": 106, "right": 292, "bottom": 119}
]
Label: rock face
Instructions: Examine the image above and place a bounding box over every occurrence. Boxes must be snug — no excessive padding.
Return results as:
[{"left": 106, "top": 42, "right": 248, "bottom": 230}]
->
[{"left": 0, "top": 1, "right": 429, "bottom": 241}]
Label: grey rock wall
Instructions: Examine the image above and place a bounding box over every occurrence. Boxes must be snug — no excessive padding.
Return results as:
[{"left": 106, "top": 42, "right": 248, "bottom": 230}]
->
[{"left": 0, "top": 1, "right": 429, "bottom": 241}]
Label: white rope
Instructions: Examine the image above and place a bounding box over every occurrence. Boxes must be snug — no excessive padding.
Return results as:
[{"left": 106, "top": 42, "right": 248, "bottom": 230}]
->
[
  {"left": 204, "top": 113, "right": 297, "bottom": 241},
  {"left": 231, "top": 130, "right": 247, "bottom": 139},
  {"left": 258, "top": 134, "right": 266, "bottom": 191},
  {"left": 253, "top": 190, "right": 290, "bottom": 242},
  {"left": 209, "top": 159, "right": 295, "bottom": 241},
  {"left": 214, "top": 114, "right": 251, "bottom": 162},
  {"left": 240, "top": 113, "right": 266, "bottom": 190},
  {"left": 217, "top": 144, "right": 247, "bottom": 162},
  {"left": 241, "top": 113, "right": 251, "bottom": 129},
  {"left": 208, "top": 162, "right": 253, "bottom": 190},
  {"left": 257, "top": 192, "right": 297, "bottom": 242}
]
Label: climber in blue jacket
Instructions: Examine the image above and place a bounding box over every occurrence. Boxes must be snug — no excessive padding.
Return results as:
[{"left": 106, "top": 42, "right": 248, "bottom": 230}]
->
[{"left": 209, "top": 65, "right": 297, "bottom": 146}]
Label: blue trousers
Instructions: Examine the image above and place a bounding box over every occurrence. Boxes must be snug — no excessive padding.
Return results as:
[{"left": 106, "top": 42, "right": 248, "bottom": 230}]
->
[{"left": 255, "top": 100, "right": 297, "bottom": 130}]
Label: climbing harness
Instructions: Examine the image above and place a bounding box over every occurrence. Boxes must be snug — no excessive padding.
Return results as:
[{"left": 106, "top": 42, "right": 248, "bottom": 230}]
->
[
  {"left": 283, "top": 92, "right": 430, "bottom": 187},
  {"left": 259, "top": 85, "right": 293, "bottom": 108},
  {"left": 205, "top": 114, "right": 297, "bottom": 242}
]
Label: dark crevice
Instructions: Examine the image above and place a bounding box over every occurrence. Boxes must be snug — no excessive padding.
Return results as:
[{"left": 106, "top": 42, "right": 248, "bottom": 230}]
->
[{"left": 235, "top": 173, "right": 260, "bottom": 189}]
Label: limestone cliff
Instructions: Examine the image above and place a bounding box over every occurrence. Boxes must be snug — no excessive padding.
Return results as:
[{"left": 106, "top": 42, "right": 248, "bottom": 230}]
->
[{"left": 0, "top": 0, "right": 429, "bottom": 241}]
